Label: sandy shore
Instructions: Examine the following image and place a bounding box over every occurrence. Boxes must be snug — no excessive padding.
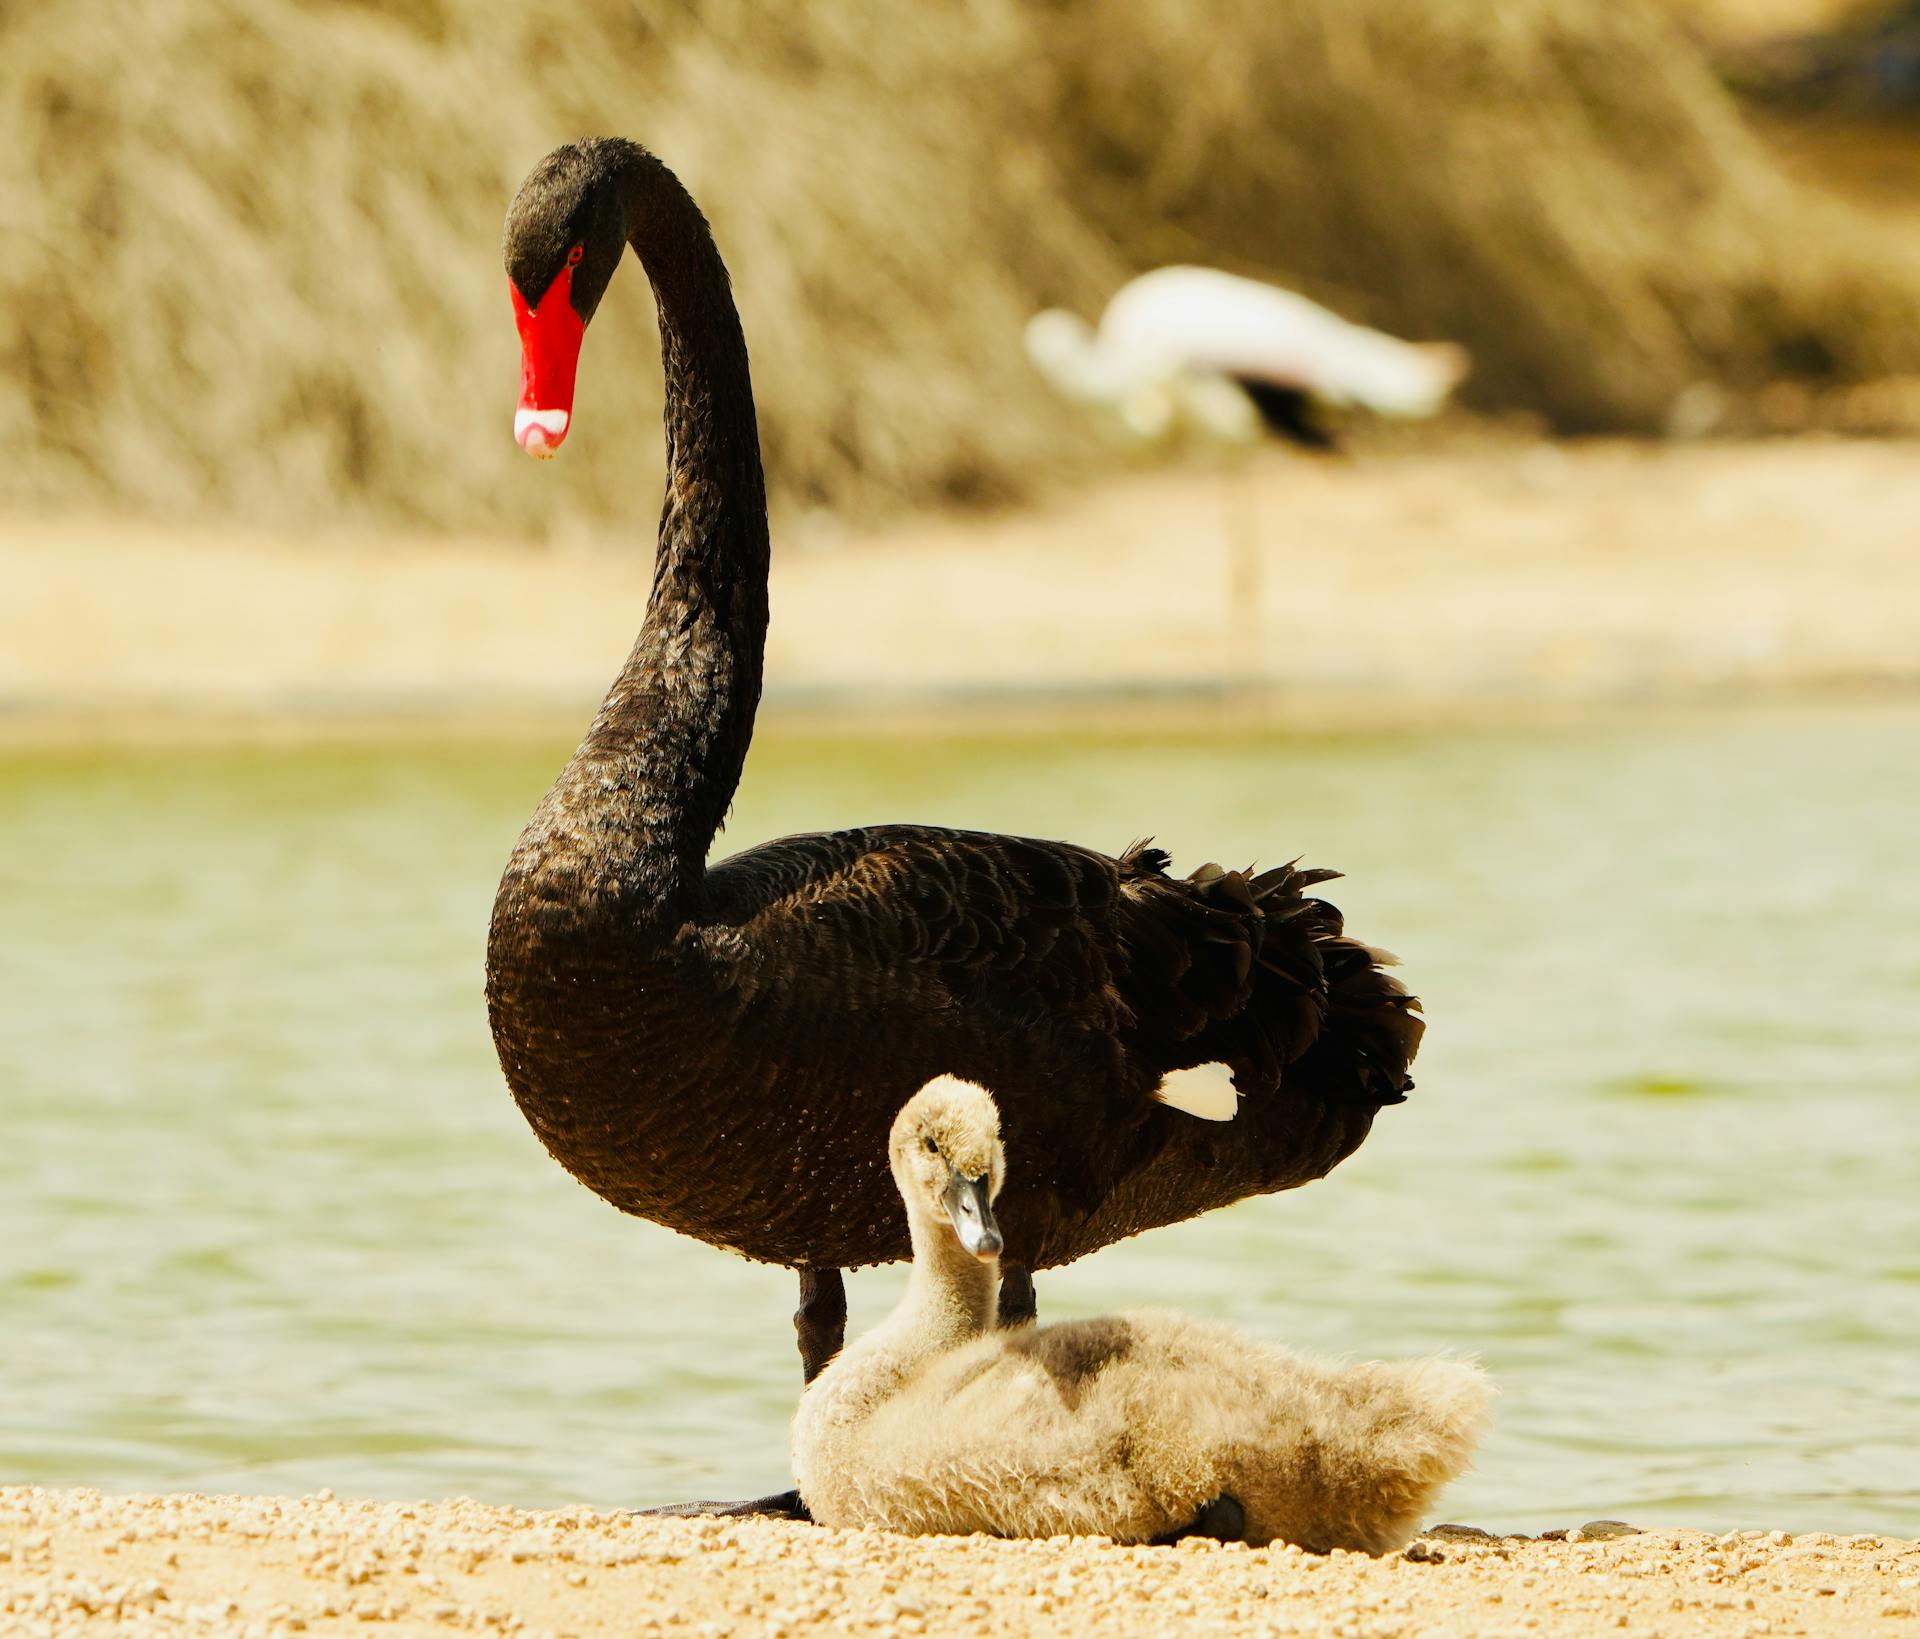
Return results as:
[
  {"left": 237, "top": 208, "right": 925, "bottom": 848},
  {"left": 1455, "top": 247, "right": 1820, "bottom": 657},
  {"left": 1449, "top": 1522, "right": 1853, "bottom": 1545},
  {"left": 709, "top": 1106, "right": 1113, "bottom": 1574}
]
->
[
  {"left": 4, "top": 1489, "right": 1917, "bottom": 1639},
  {"left": 5, "top": 438, "right": 1919, "bottom": 739}
]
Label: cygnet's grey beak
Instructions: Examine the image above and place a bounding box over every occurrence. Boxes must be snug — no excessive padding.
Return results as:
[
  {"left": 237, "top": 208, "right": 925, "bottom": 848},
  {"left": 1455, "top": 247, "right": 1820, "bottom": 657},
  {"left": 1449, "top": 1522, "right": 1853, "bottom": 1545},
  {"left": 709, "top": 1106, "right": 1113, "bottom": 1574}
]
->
[{"left": 943, "top": 1170, "right": 1002, "bottom": 1260}]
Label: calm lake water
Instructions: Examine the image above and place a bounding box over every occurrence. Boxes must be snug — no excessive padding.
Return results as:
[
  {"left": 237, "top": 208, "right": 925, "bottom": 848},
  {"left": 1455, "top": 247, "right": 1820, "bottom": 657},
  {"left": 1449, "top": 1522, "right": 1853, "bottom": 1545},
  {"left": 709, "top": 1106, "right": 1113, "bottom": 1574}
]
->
[{"left": 3, "top": 708, "right": 1917, "bottom": 1534}]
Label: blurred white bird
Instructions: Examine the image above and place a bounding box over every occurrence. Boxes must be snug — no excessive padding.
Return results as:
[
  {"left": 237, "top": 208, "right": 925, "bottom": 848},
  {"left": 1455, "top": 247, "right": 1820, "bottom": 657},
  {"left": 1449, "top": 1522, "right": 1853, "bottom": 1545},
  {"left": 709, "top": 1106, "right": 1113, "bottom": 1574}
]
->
[{"left": 1025, "top": 266, "right": 1469, "bottom": 448}]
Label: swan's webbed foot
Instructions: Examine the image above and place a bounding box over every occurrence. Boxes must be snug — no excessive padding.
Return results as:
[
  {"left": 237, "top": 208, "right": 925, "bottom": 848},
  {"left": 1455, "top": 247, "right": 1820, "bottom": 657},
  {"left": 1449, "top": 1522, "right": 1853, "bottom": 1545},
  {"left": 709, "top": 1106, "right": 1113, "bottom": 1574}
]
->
[
  {"left": 630, "top": 1491, "right": 811, "bottom": 1522},
  {"left": 1153, "top": 1494, "right": 1246, "bottom": 1545},
  {"left": 629, "top": 1274, "right": 842, "bottom": 1521},
  {"left": 997, "top": 1263, "right": 1037, "bottom": 1328},
  {"left": 630, "top": 1275, "right": 840, "bottom": 1523},
  {"left": 795, "top": 1267, "right": 846, "bottom": 1384}
]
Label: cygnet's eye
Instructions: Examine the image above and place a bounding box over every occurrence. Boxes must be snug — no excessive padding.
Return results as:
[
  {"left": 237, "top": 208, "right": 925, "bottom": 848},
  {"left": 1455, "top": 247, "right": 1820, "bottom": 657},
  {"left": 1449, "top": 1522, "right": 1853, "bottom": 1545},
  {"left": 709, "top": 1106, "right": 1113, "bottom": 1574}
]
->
[{"left": 923, "top": 1137, "right": 938, "bottom": 1154}]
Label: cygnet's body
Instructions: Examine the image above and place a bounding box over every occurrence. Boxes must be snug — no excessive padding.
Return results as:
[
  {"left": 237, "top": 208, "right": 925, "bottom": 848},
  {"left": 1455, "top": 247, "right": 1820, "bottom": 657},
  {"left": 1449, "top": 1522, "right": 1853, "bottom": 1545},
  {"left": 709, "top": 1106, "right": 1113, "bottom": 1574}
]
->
[{"left": 792, "top": 1077, "right": 1491, "bottom": 1552}]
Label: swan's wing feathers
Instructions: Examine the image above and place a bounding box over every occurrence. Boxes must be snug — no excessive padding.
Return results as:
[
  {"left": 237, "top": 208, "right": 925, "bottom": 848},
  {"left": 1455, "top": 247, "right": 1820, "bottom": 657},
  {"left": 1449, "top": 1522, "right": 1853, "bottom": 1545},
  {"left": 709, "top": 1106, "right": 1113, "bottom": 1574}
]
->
[
  {"left": 708, "top": 825, "right": 1133, "bottom": 1031},
  {"left": 1115, "top": 858, "right": 1303, "bottom": 1056},
  {"left": 706, "top": 826, "right": 1421, "bottom": 1115}
]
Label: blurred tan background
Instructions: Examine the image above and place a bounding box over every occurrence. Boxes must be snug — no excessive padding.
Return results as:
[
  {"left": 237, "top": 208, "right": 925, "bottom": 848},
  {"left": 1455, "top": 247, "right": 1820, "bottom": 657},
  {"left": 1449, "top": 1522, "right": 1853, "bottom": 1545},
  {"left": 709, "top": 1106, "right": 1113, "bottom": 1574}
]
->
[{"left": 5, "top": 0, "right": 1920, "bottom": 718}]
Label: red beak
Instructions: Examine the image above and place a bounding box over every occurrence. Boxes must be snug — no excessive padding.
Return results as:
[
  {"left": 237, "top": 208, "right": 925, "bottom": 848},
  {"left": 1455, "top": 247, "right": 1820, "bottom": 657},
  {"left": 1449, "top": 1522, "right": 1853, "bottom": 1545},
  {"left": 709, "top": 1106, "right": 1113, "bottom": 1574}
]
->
[{"left": 512, "top": 264, "right": 585, "bottom": 459}]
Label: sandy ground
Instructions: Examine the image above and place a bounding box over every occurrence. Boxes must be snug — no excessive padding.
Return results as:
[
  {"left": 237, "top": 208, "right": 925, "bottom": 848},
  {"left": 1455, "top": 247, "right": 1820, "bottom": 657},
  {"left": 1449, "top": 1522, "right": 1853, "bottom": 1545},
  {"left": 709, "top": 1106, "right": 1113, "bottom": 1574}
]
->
[
  {"left": 4, "top": 438, "right": 1918, "bottom": 739},
  {"left": 4, "top": 1489, "right": 1918, "bottom": 1639}
]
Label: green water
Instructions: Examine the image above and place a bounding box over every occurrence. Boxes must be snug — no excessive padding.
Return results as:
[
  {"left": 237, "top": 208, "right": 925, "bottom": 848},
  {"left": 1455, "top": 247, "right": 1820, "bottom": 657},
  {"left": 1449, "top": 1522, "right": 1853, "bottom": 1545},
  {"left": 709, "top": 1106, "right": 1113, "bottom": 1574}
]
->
[{"left": 4, "top": 709, "right": 1917, "bottom": 1534}]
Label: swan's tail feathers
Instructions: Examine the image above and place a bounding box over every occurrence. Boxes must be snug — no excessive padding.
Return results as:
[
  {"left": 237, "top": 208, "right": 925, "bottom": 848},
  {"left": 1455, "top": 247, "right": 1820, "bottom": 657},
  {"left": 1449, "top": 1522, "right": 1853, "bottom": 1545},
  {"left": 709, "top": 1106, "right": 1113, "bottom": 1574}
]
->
[
  {"left": 1117, "top": 851, "right": 1424, "bottom": 1116},
  {"left": 1230, "top": 858, "right": 1423, "bottom": 1109},
  {"left": 1308, "top": 924, "right": 1425, "bottom": 1109},
  {"left": 1261, "top": 858, "right": 1424, "bottom": 1111}
]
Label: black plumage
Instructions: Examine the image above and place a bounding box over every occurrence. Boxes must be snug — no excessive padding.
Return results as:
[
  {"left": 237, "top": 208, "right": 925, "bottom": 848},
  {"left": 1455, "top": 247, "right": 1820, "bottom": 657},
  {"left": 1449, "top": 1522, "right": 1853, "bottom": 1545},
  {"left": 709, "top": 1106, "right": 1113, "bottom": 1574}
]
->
[
  {"left": 1234, "top": 378, "right": 1340, "bottom": 451},
  {"left": 487, "top": 139, "right": 1423, "bottom": 1369}
]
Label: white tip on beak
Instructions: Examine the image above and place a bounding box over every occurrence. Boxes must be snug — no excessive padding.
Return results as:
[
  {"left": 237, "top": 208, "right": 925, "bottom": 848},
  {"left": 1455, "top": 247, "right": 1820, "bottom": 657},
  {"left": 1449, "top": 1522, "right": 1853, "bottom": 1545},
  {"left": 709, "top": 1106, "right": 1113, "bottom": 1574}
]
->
[{"left": 515, "top": 406, "right": 570, "bottom": 458}]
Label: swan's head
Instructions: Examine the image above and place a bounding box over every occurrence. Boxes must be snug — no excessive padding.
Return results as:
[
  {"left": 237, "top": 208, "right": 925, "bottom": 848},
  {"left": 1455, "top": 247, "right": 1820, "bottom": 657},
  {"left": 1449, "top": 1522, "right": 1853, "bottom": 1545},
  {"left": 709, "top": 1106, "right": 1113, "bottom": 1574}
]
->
[
  {"left": 1025, "top": 307, "right": 1180, "bottom": 437},
  {"left": 889, "top": 1076, "right": 1006, "bottom": 1261},
  {"left": 1023, "top": 308, "right": 1115, "bottom": 406},
  {"left": 503, "top": 139, "right": 634, "bottom": 458}
]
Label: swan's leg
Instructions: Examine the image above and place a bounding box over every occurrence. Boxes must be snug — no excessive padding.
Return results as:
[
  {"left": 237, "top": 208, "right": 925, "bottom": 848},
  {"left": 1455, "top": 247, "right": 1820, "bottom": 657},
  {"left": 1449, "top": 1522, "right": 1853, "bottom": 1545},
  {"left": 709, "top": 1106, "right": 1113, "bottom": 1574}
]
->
[
  {"left": 795, "top": 1267, "right": 846, "bottom": 1383},
  {"left": 998, "top": 1263, "right": 1037, "bottom": 1328}
]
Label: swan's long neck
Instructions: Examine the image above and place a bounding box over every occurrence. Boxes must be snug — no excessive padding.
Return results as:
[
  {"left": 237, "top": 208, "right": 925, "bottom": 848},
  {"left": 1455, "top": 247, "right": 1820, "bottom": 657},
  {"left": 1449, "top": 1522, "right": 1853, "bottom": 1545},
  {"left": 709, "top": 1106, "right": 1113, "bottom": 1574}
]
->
[
  {"left": 891, "top": 1200, "right": 1001, "bottom": 1358},
  {"left": 553, "top": 152, "right": 769, "bottom": 925},
  {"left": 1026, "top": 309, "right": 1165, "bottom": 406}
]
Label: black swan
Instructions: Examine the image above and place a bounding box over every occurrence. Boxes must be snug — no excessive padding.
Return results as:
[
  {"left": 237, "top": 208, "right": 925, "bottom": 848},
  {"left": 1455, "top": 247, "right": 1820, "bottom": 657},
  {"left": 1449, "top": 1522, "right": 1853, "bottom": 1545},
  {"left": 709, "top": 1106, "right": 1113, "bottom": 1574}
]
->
[{"left": 488, "top": 139, "right": 1424, "bottom": 1390}]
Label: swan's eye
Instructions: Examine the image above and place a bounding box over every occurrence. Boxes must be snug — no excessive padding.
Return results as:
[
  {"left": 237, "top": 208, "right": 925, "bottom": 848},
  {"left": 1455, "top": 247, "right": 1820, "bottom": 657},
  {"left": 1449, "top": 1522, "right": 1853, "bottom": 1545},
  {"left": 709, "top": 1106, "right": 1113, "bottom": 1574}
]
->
[
  {"left": 566, "top": 244, "right": 584, "bottom": 267},
  {"left": 923, "top": 1137, "right": 938, "bottom": 1154}
]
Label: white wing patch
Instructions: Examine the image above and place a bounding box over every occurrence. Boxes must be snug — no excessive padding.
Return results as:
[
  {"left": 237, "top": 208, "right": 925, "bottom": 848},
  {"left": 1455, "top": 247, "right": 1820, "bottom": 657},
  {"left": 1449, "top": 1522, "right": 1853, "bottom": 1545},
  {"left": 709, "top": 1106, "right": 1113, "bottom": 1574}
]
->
[{"left": 1153, "top": 1064, "right": 1240, "bottom": 1122}]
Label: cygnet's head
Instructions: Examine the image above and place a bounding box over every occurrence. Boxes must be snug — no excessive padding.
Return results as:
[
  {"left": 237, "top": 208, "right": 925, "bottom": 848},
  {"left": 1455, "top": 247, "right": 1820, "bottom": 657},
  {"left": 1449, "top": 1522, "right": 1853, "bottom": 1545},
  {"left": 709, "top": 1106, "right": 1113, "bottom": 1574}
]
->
[{"left": 888, "top": 1077, "right": 1006, "bottom": 1261}]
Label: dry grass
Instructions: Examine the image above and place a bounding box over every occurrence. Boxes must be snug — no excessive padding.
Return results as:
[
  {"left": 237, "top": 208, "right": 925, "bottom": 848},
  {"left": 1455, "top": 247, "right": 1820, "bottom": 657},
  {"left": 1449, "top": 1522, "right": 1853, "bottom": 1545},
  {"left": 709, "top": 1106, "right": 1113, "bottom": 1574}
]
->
[{"left": 5, "top": 0, "right": 1920, "bottom": 536}]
